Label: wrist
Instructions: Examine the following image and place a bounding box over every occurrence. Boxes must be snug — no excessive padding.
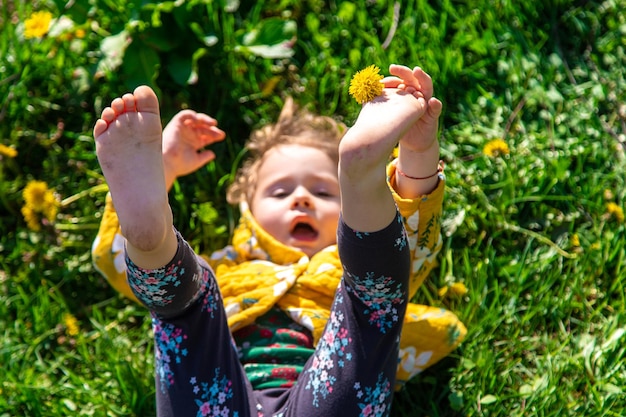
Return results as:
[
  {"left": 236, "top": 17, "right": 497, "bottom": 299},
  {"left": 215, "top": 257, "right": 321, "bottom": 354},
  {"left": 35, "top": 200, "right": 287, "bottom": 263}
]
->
[
  {"left": 393, "top": 144, "right": 441, "bottom": 198},
  {"left": 396, "top": 143, "right": 440, "bottom": 178},
  {"left": 395, "top": 160, "right": 443, "bottom": 180}
]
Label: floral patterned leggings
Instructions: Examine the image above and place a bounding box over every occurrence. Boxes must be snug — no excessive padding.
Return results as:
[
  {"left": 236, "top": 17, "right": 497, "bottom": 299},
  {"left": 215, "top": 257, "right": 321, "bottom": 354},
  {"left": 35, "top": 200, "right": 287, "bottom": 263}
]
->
[{"left": 126, "top": 213, "right": 410, "bottom": 417}]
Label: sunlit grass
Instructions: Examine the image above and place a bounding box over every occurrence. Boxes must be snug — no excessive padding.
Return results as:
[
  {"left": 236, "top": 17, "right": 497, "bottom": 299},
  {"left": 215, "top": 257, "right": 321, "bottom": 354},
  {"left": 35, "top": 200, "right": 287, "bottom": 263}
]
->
[{"left": 2, "top": 0, "right": 626, "bottom": 416}]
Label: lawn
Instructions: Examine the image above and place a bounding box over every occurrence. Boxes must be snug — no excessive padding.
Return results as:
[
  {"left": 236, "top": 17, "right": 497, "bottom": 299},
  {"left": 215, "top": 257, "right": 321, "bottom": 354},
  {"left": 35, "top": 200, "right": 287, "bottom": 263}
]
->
[{"left": 1, "top": 0, "right": 626, "bottom": 416}]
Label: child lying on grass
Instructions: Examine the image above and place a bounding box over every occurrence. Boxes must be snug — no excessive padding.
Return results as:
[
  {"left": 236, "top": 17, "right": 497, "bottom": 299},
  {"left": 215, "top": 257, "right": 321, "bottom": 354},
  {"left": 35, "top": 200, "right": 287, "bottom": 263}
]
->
[{"left": 92, "top": 63, "right": 466, "bottom": 416}]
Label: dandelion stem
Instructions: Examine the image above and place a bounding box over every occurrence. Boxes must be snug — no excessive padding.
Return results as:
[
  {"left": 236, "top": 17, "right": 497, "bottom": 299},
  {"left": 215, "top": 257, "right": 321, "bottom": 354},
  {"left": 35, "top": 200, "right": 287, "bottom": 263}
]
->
[
  {"left": 61, "top": 183, "right": 109, "bottom": 207},
  {"left": 500, "top": 221, "right": 577, "bottom": 259},
  {"left": 382, "top": 2, "right": 400, "bottom": 50}
]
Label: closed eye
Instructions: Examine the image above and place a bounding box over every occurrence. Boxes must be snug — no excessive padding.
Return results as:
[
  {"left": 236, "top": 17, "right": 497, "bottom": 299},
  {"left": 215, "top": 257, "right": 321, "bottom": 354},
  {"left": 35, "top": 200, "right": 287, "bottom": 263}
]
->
[{"left": 270, "top": 189, "right": 289, "bottom": 198}]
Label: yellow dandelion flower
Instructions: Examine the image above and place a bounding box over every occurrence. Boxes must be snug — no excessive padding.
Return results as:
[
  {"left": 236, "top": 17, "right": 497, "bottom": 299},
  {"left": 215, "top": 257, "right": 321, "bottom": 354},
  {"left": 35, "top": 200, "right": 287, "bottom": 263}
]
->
[
  {"left": 21, "top": 206, "right": 41, "bottom": 231},
  {"left": 349, "top": 65, "right": 384, "bottom": 104},
  {"left": 23, "top": 180, "right": 53, "bottom": 211},
  {"left": 483, "top": 139, "right": 510, "bottom": 158},
  {"left": 42, "top": 197, "right": 59, "bottom": 222},
  {"left": 24, "top": 10, "right": 53, "bottom": 39},
  {"left": 21, "top": 180, "right": 59, "bottom": 229},
  {"left": 63, "top": 313, "right": 79, "bottom": 337},
  {"left": 449, "top": 282, "right": 468, "bottom": 296},
  {"left": 438, "top": 286, "right": 449, "bottom": 297},
  {"left": 75, "top": 28, "right": 86, "bottom": 39},
  {"left": 607, "top": 202, "right": 625, "bottom": 223},
  {"left": 439, "top": 282, "right": 468, "bottom": 298},
  {"left": 571, "top": 233, "right": 580, "bottom": 247},
  {"left": 0, "top": 144, "right": 17, "bottom": 158}
]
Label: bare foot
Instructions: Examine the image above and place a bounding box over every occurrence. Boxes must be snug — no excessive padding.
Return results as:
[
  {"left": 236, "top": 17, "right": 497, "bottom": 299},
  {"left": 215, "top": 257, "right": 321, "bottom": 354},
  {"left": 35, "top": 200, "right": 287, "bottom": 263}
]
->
[{"left": 94, "top": 86, "right": 174, "bottom": 258}]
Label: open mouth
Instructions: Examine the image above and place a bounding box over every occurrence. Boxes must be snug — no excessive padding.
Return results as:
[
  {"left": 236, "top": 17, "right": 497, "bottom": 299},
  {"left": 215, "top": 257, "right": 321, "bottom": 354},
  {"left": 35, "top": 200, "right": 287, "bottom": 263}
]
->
[{"left": 290, "top": 221, "right": 318, "bottom": 241}]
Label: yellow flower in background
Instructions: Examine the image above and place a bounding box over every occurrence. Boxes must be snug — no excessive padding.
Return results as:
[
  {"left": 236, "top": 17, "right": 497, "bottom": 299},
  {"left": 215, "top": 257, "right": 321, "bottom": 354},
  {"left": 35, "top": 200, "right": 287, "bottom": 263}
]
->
[
  {"left": 438, "top": 282, "right": 468, "bottom": 298},
  {"left": 450, "top": 282, "right": 468, "bottom": 296},
  {"left": 0, "top": 144, "right": 17, "bottom": 158},
  {"left": 21, "top": 180, "right": 59, "bottom": 230},
  {"left": 23, "top": 180, "right": 54, "bottom": 211},
  {"left": 63, "top": 313, "right": 79, "bottom": 337},
  {"left": 349, "top": 65, "right": 384, "bottom": 104},
  {"left": 21, "top": 206, "right": 41, "bottom": 231},
  {"left": 24, "top": 10, "right": 53, "bottom": 39},
  {"left": 483, "top": 139, "right": 510, "bottom": 158},
  {"left": 437, "top": 286, "right": 448, "bottom": 297},
  {"left": 606, "top": 202, "right": 625, "bottom": 223},
  {"left": 571, "top": 233, "right": 580, "bottom": 247}
]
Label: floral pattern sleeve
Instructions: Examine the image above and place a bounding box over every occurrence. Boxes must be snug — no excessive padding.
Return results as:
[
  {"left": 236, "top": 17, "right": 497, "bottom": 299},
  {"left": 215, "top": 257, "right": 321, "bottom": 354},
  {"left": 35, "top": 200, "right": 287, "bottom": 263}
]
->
[{"left": 126, "top": 229, "right": 215, "bottom": 318}]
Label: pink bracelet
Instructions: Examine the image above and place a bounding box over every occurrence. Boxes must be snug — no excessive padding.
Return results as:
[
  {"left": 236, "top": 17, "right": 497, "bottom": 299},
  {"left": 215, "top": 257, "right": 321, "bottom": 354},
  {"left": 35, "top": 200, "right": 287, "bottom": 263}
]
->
[{"left": 396, "top": 161, "right": 443, "bottom": 180}]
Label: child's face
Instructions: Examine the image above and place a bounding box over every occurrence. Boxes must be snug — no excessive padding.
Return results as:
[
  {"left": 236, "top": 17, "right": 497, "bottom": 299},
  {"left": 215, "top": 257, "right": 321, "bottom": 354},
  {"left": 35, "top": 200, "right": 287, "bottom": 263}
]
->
[{"left": 250, "top": 144, "right": 341, "bottom": 257}]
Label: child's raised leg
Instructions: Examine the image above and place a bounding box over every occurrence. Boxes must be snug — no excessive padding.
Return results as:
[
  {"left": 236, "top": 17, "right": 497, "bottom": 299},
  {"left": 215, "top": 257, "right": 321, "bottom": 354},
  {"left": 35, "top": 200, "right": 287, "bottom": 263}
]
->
[
  {"left": 95, "top": 88, "right": 258, "bottom": 416},
  {"left": 94, "top": 86, "right": 177, "bottom": 269}
]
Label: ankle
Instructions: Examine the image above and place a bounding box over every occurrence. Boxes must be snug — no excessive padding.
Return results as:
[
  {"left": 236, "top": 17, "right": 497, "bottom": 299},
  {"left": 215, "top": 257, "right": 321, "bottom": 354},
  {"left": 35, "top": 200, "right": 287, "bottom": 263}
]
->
[{"left": 124, "top": 206, "right": 177, "bottom": 269}]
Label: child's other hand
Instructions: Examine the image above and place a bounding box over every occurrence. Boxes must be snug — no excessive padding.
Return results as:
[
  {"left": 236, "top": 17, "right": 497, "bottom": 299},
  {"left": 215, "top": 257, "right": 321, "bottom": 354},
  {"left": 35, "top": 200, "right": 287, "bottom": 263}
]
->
[
  {"left": 162, "top": 110, "right": 226, "bottom": 186},
  {"left": 382, "top": 65, "right": 442, "bottom": 154}
]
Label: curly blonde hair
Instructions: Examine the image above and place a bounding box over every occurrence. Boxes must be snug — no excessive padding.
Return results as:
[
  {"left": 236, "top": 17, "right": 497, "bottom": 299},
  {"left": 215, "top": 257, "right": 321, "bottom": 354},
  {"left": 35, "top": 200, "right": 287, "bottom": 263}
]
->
[{"left": 226, "top": 97, "right": 346, "bottom": 205}]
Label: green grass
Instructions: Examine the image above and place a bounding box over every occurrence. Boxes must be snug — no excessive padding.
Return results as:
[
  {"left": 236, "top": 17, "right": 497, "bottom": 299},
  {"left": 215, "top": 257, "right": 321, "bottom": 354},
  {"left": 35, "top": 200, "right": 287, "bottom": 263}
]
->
[{"left": 2, "top": 0, "right": 626, "bottom": 415}]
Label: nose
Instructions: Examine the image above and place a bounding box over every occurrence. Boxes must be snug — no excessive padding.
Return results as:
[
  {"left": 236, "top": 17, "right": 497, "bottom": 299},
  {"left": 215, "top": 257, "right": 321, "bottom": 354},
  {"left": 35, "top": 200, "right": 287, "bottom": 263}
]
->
[{"left": 291, "top": 187, "right": 313, "bottom": 209}]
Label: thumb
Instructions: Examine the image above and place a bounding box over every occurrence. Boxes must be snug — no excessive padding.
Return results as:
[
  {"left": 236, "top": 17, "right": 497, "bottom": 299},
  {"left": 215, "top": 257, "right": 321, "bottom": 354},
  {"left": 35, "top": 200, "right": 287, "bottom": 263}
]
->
[{"left": 427, "top": 97, "right": 443, "bottom": 119}]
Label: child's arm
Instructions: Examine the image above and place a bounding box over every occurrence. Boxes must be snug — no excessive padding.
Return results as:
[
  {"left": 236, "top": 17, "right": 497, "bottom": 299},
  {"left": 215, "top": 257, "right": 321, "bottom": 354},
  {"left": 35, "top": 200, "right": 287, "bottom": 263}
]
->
[
  {"left": 388, "top": 172, "right": 444, "bottom": 298},
  {"left": 384, "top": 65, "right": 442, "bottom": 199},
  {"left": 383, "top": 65, "right": 444, "bottom": 297}
]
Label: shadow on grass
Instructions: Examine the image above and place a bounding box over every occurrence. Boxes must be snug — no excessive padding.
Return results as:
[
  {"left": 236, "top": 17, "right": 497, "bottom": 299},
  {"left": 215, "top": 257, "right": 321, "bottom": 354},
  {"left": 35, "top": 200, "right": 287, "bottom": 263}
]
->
[{"left": 392, "top": 356, "right": 464, "bottom": 417}]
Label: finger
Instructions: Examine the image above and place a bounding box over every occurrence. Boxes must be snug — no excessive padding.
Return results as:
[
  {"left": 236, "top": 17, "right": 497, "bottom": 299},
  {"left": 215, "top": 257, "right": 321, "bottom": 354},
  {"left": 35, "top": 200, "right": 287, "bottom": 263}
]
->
[
  {"left": 192, "top": 130, "right": 225, "bottom": 152},
  {"left": 195, "top": 149, "right": 216, "bottom": 167},
  {"left": 193, "top": 113, "right": 219, "bottom": 127},
  {"left": 413, "top": 67, "right": 433, "bottom": 100},
  {"left": 179, "top": 112, "right": 219, "bottom": 131},
  {"left": 403, "top": 85, "right": 425, "bottom": 100},
  {"left": 381, "top": 76, "right": 403, "bottom": 88},
  {"left": 199, "top": 126, "right": 226, "bottom": 143},
  {"left": 389, "top": 64, "right": 419, "bottom": 89}
]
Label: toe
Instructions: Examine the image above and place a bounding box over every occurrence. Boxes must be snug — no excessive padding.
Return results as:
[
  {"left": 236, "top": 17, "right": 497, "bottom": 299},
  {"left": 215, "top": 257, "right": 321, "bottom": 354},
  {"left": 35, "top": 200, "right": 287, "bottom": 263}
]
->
[
  {"left": 133, "top": 86, "right": 160, "bottom": 115},
  {"left": 93, "top": 118, "right": 109, "bottom": 138},
  {"left": 111, "top": 97, "right": 126, "bottom": 115},
  {"left": 122, "top": 93, "right": 136, "bottom": 112},
  {"left": 100, "top": 107, "right": 117, "bottom": 123}
]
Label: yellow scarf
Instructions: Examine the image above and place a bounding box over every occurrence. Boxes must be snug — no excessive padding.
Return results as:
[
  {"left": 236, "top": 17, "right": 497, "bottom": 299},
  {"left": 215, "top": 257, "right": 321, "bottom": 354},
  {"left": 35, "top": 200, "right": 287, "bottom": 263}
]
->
[{"left": 210, "top": 202, "right": 343, "bottom": 344}]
